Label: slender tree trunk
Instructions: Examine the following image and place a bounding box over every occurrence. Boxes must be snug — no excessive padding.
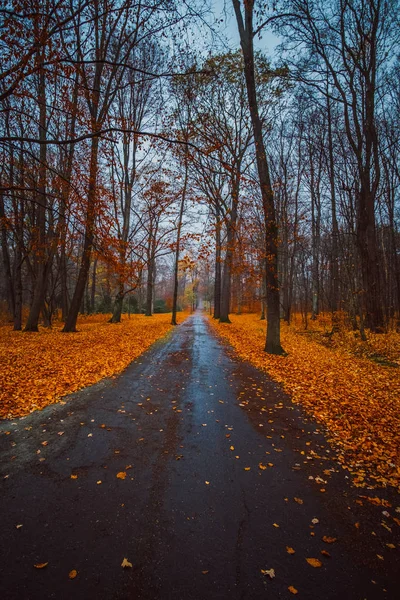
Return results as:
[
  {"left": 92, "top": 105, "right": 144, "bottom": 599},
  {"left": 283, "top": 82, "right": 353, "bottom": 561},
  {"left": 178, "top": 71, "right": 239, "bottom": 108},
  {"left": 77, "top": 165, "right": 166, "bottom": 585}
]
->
[
  {"left": 220, "top": 175, "right": 240, "bottom": 323},
  {"left": 232, "top": 0, "right": 284, "bottom": 354},
  {"left": 63, "top": 135, "right": 99, "bottom": 332},
  {"left": 326, "top": 92, "right": 339, "bottom": 324},
  {"left": 213, "top": 209, "right": 222, "bottom": 319},
  {"left": 25, "top": 58, "right": 48, "bottom": 332},
  {"left": 171, "top": 151, "right": 189, "bottom": 325},
  {"left": 0, "top": 192, "right": 14, "bottom": 318},
  {"left": 145, "top": 256, "right": 154, "bottom": 317}
]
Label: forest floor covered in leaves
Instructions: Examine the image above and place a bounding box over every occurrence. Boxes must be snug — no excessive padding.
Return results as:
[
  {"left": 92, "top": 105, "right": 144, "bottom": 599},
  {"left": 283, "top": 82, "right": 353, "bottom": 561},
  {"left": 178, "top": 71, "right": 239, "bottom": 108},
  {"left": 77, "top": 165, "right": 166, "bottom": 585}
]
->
[
  {"left": 209, "top": 314, "right": 400, "bottom": 491},
  {"left": 0, "top": 313, "right": 177, "bottom": 420}
]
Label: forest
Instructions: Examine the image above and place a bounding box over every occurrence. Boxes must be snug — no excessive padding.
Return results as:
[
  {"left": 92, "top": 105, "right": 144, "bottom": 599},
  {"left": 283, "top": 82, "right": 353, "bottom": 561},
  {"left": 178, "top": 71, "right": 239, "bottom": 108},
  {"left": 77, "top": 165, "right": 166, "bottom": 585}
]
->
[
  {"left": 1, "top": 2, "right": 400, "bottom": 597},
  {"left": 0, "top": 0, "right": 399, "bottom": 350}
]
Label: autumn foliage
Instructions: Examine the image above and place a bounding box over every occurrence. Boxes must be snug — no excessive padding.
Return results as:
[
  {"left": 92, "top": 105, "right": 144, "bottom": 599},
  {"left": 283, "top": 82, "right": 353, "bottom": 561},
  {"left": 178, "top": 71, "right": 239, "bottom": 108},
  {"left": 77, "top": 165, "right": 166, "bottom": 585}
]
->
[
  {"left": 0, "top": 314, "right": 175, "bottom": 419},
  {"left": 209, "top": 314, "right": 400, "bottom": 490}
]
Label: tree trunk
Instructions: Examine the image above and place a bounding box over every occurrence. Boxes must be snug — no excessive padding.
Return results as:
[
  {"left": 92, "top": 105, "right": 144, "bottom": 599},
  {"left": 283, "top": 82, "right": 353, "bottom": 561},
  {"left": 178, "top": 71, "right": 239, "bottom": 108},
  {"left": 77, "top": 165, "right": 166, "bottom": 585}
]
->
[
  {"left": 220, "top": 175, "right": 240, "bottom": 323},
  {"left": 171, "top": 151, "right": 188, "bottom": 325},
  {"left": 232, "top": 0, "right": 284, "bottom": 354},
  {"left": 213, "top": 210, "right": 222, "bottom": 319},
  {"left": 110, "top": 285, "right": 124, "bottom": 323},
  {"left": 145, "top": 257, "right": 154, "bottom": 317},
  {"left": 63, "top": 135, "right": 99, "bottom": 332},
  {"left": 25, "top": 58, "right": 48, "bottom": 332},
  {"left": 0, "top": 192, "right": 14, "bottom": 318},
  {"left": 326, "top": 92, "right": 339, "bottom": 324}
]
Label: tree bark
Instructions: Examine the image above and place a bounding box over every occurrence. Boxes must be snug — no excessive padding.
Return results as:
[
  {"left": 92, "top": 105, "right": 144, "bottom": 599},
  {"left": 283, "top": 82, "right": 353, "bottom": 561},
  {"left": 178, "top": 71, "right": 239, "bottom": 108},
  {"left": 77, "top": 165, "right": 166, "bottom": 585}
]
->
[
  {"left": 171, "top": 150, "right": 189, "bottom": 325},
  {"left": 232, "top": 0, "right": 284, "bottom": 354},
  {"left": 63, "top": 135, "right": 99, "bottom": 332}
]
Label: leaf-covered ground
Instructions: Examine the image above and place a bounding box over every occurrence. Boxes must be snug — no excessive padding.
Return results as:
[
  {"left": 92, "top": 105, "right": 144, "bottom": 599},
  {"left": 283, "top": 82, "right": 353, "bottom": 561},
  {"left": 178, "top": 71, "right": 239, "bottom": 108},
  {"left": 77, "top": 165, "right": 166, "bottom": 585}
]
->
[
  {"left": 209, "top": 314, "right": 400, "bottom": 490},
  {"left": 0, "top": 314, "right": 175, "bottom": 420}
]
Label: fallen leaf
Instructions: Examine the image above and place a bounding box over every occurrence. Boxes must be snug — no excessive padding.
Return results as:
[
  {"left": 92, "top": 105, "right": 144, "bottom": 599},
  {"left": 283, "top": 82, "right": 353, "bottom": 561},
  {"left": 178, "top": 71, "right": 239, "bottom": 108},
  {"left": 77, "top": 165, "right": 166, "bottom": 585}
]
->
[
  {"left": 306, "top": 558, "right": 322, "bottom": 567},
  {"left": 121, "top": 558, "right": 132, "bottom": 568},
  {"left": 34, "top": 562, "right": 48, "bottom": 569},
  {"left": 258, "top": 463, "right": 267, "bottom": 470},
  {"left": 288, "top": 586, "right": 298, "bottom": 595},
  {"left": 16, "top": 524, "right": 23, "bottom": 529},
  {"left": 205, "top": 481, "right": 210, "bottom": 485},
  {"left": 294, "top": 497, "right": 303, "bottom": 504},
  {"left": 69, "top": 569, "right": 77, "bottom": 579},
  {"left": 286, "top": 546, "right": 295, "bottom": 554},
  {"left": 322, "top": 536, "right": 337, "bottom": 544},
  {"left": 70, "top": 474, "right": 78, "bottom": 479},
  {"left": 311, "top": 518, "right": 319, "bottom": 524},
  {"left": 96, "top": 481, "right": 102, "bottom": 485},
  {"left": 273, "top": 523, "right": 279, "bottom": 528},
  {"left": 320, "top": 550, "right": 331, "bottom": 557},
  {"left": 202, "top": 570, "right": 209, "bottom": 574},
  {"left": 244, "top": 467, "right": 251, "bottom": 471},
  {"left": 116, "top": 472, "right": 126, "bottom": 480},
  {"left": 261, "top": 568, "right": 275, "bottom": 578}
]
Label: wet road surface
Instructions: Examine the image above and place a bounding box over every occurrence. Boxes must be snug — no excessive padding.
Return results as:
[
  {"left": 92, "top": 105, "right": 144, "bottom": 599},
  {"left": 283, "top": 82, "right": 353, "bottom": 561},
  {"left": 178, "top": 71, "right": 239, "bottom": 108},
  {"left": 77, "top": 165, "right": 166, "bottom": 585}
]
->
[{"left": 1, "top": 313, "right": 399, "bottom": 599}]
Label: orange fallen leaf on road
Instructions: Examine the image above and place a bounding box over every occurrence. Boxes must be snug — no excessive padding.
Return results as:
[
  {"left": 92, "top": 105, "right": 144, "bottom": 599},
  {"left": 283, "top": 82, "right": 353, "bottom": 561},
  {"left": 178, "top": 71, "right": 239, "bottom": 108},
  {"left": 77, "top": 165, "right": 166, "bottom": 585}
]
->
[
  {"left": 34, "top": 562, "right": 48, "bottom": 569},
  {"left": 202, "top": 570, "right": 209, "bottom": 574},
  {"left": 69, "top": 569, "right": 77, "bottom": 579},
  {"left": 294, "top": 497, "right": 303, "bottom": 504},
  {"left": 306, "top": 558, "right": 322, "bottom": 567},
  {"left": 321, "top": 550, "right": 331, "bottom": 557},
  {"left": 288, "top": 586, "right": 298, "bottom": 594},
  {"left": 70, "top": 474, "right": 78, "bottom": 479},
  {"left": 116, "top": 472, "right": 126, "bottom": 480},
  {"left": 244, "top": 467, "right": 251, "bottom": 471},
  {"left": 322, "top": 536, "right": 337, "bottom": 544},
  {"left": 258, "top": 463, "right": 267, "bottom": 470},
  {"left": 273, "top": 523, "right": 279, "bottom": 528},
  {"left": 121, "top": 558, "right": 132, "bottom": 568},
  {"left": 286, "top": 546, "right": 295, "bottom": 554}
]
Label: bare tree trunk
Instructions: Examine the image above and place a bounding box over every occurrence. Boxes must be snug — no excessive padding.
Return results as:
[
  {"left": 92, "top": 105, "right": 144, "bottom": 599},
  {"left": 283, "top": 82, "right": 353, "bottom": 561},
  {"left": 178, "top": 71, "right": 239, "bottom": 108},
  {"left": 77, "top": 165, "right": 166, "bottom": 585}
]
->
[
  {"left": 232, "top": 0, "right": 284, "bottom": 354},
  {"left": 172, "top": 150, "right": 188, "bottom": 325},
  {"left": 25, "top": 57, "right": 48, "bottom": 332},
  {"left": 63, "top": 135, "right": 99, "bottom": 332},
  {"left": 326, "top": 92, "right": 339, "bottom": 325},
  {"left": 0, "top": 192, "right": 14, "bottom": 318},
  {"left": 213, "top": 209, "right": 222, "bottom": 319}
]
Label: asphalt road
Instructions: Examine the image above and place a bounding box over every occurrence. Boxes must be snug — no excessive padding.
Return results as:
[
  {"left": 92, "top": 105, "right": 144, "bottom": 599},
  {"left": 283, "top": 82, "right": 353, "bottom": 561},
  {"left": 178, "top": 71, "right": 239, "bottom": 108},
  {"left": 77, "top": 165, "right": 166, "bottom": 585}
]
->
[{"left": 1, "top": 313, "right": 399, "bottom": 600}]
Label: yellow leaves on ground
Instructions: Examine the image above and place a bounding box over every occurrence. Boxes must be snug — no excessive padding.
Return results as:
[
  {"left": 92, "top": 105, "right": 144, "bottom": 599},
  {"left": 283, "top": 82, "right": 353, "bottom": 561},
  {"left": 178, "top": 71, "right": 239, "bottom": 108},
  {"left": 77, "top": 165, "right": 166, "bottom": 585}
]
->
[
  {"left": 306, "top": 558, "right": 322, "bottom": 567},
  {"left": 286, "top": 547, "right": 296, "bottom": 554},
  {"left": 209, "top": 314, "right": 400, "bottom": 489},
  {"left": 68, "top": 570, "right": 78, "bottom": 579},
  {"left": 0, "top": 314, "right": 175, "bottom": 419},
  {"left": 288, "top": 586, "right": 298, "bottom": 594},
  {"left": 116, "top": 472, "right": 126, "bottom": 480},
  {"left": 34, "top": 562, "right": 48, "bottom": 569}
]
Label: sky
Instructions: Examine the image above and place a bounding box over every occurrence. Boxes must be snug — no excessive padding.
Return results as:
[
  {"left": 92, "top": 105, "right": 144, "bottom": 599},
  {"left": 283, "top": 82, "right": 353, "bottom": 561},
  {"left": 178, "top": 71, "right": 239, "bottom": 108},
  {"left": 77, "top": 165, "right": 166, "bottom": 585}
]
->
[{"left": 211, "top": 0, "right": 281, "bottom": 57}]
